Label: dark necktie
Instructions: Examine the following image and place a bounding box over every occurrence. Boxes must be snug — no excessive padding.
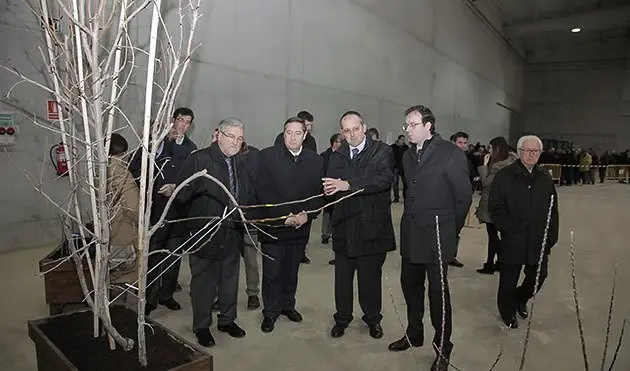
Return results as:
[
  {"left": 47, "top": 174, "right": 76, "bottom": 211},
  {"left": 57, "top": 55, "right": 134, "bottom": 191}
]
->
[
  {"left": 351, "top": 148, "right": 359, "bottom": 159},
  {"left": 225, "top": 157, "right": 237, "bottom": 197}
]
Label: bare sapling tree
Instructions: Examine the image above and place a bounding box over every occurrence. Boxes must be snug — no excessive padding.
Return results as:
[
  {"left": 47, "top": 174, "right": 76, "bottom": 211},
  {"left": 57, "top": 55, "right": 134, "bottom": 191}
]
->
[{"left": 2, "top": 0, "right": 202, "bottom": 366}]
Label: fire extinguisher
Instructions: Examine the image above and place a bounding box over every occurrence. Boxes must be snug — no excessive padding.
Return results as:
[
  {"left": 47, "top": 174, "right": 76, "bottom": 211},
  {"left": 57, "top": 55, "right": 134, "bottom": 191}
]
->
[{"left": 49, "top": 143, "right": 69, "bottom": 176}]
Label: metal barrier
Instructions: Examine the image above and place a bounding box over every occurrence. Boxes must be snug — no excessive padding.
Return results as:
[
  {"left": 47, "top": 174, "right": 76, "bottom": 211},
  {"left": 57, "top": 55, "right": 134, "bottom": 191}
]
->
[
  {"left": 539, "top": 164, "right": 562, "bottom": 182},
  {"left": 605, "top": 165, "right": 630, "bottom": 181}
]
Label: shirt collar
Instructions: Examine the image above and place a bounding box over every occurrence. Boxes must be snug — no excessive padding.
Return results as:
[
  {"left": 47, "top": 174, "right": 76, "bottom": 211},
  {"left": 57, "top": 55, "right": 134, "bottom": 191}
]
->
[
  {"left": 289, "top": 146, "right": 303, "bottom": 157},
  {"left": 350, "top": 136, "right": 367, "bottom": 153}
]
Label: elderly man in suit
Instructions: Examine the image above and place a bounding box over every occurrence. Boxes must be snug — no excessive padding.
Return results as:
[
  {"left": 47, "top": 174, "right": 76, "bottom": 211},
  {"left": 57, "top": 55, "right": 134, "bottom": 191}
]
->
[{"left": 388, "top": 105, "right": 472, "bottom": 371}]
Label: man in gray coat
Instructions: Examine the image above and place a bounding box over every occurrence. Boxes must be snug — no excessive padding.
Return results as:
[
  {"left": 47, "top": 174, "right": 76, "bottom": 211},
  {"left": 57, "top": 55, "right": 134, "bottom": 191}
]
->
[{"left": 388, "top": 105, "right": 472, "bottom": 371}]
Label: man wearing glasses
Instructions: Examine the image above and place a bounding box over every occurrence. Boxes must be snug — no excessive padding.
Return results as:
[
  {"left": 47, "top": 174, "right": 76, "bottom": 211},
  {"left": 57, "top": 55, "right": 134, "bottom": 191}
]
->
[
  {"left": 389, "top": 105, "right": 471, "bottom": 371},
  {"left": 175, "top": 118, "right": 251, "bottom": 347},
  {"left": 488, "top": 135, "right": 559, "bottom": 329},
  {"left": 324, "top": 111, "right": 396, "bottom": 341}
]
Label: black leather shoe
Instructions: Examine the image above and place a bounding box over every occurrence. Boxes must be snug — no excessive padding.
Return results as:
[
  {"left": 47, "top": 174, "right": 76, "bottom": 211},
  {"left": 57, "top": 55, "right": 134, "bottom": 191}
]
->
[
  {"left": 159, "top": 298, "right": 181, "bottom": 311},
  {"left": 261, "top": 317, "right": 276, "bottom": 333},
  {"left": 247, "top": 296, "right": 260, "bottom": 310},
  {"left": 503, "top": 317, "right": 519, "bottom": 329},
  {"left": 195, "top": 329, "right": 216, "bottom": 347},
  {"left": 322, "top": 237, "right": 330, "bottom": 244},
  {"left": 331, "top": 324, "right": 346, "bottom": 338},
  {"left": 301, "top": 255, "right": 311, "bottom": 264},
  {"left": 476, "top": 263, "right": 495, "bottom": 274},
  {"left": 388, "top": 336, "right": 423, "bottom": 351},
  {"left": 145, "top": 303, "right": 157, "bottom": 317},
  {"left": 517, "top": 302, "right": 529, "bottom": 319},
  {"left": 328, "top": 259, "right": 335, "bottom": 265},
  {"left": 431, "top": 355, "right": 450, "bottom": 371},
  {"left": 369, "top": 323, "right": 383, "bottom": 339},
  {"left": 218, "top": 322, "right": 246, "bottom": 338},
  {"left": 281, "top": 309, "right": 303, "bottom": 323},
  {"left": 449, "top": 259, "right": 464, "bottom": 268}
]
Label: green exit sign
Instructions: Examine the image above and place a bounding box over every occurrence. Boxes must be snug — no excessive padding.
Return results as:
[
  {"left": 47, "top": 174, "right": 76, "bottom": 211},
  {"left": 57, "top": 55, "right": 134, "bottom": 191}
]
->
[{"left": 0, "top": 113, "right": 15, "bottom": 127}]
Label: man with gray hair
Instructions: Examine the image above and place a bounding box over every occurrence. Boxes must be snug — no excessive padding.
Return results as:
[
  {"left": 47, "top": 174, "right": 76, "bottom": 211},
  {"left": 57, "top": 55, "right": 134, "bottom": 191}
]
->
[
  {"left": 175, "top": 117, "right": 252, "bottom": 347},
  {"left": 489, "top": 134, "right": 559, "bottom": 329}
]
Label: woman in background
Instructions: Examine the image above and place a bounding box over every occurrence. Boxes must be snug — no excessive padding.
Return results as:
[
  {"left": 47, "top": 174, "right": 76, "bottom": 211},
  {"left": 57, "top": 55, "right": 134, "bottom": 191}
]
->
[{"left": 475, "top": 136, "right": 516, "bottom": 274}]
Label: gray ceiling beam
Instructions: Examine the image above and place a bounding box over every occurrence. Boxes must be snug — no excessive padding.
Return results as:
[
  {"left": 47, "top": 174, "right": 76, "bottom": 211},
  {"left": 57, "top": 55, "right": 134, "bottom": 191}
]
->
[{"left": 505, "top": 5, "right": 630, "bottom": 39}]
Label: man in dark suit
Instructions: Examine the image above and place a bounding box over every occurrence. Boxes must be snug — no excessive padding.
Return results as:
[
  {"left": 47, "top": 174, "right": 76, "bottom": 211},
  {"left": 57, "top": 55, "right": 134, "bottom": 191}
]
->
[
  {"left": 324, "top": 111, "right": 396, "bottom": 340},
  {"left": 129, "top": 108, "right": 197, "bottom": 316},
  {"left": 274, "top": 111, "right": 317, "bottom": 264},
  {"left": 388, "top": 105, "right": 472, "bottom": 371},
  {"left": 489, "top": 135, "right": 559, "bottom": 329},
  {"left": 390, "top": 134, "right": 409, "bottom": 202},
  {"left": 256, "top": 117, "right": 325, "bottom": 333},
  {"left": 175, "top": 118, "right": 251, "bottom": 347}
]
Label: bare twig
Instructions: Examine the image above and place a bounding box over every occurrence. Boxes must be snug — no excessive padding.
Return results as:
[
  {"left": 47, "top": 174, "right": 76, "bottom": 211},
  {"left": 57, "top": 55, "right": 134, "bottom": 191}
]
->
[
  {"left": 600, "top": 266, "right": 618, "bottom": 371},
  {"left": 519, "top": 194, "right": 555, "bottom": 371},
  {"left": 607, "top": 318, "right": 626, "bottom": 371},
  {"left": 568, "top": 230, "right": 590, "bottom": 371}
]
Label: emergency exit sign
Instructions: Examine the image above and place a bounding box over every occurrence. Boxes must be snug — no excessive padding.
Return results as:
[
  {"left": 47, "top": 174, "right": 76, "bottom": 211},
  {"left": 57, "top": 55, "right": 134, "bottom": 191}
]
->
[{"left": 40, "top": 16, "right": 61, "bottom": 33}]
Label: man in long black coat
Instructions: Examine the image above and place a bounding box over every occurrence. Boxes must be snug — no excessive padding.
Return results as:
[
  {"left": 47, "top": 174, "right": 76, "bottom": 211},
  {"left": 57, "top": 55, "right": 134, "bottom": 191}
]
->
[
  {"left": 255, "top": 117, "right": 325, "bottom": 333},
  {"left": 323, "top": 111, "right": 396, "bottom": 340},
  {"left": 388, "top": 105, "right": 471, "bottom": 371},
  {"left": 489, "top": 135, "right": 559, "bottom": 329},
  {"left": 175, "top": 118, "right": 252, "bottom": 347}
]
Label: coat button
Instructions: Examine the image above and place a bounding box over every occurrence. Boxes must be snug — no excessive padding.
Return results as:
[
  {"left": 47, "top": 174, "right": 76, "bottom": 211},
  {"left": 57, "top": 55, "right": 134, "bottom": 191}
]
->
[
  {"left": 412, "top": 179, "right": 417, "bottom": 184},
  {"left": 411, "top": 196, "right": 416, "bottom": 201},
  {"left": 411, "top": 213, "right": 416, "bottom": 219}
]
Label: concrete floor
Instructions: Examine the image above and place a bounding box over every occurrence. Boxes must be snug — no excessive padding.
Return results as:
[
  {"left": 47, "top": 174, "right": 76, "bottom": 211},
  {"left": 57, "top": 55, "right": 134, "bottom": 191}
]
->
[{"left": 1, "top": 183, "right": 629, "bottom": 371}]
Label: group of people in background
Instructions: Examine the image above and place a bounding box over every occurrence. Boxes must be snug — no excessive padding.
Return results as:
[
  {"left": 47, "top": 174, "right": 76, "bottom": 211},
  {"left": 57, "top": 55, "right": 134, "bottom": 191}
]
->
[{"left": 105, "top": 105, "right": 560, "bottom": 371}]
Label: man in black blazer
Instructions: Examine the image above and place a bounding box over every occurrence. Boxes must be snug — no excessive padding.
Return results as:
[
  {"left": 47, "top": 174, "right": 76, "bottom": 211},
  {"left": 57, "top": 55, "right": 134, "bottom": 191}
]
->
[
  {"left": 324, "top": 111, "right": 396, "bottom": 340},
  {"left": 489, "top": 135, "right": 559, "bottom": 329},
  {"left": 256, "top": 117, "right": 325, "bottom": 333},
  {"left": 388, "top": 105, "right": 472, "bottom": 371}
]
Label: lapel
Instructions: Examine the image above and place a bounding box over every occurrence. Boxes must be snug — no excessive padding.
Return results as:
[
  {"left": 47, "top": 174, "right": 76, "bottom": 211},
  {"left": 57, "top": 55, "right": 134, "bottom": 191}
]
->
[{"left": 416, "top": 133, "right": 441, "bottom": 170}]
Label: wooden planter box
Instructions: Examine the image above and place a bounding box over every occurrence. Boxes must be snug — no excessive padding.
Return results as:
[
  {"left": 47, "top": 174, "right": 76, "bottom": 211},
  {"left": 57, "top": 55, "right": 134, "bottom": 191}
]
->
[
  {"left": 39, "top": 244, "right": 132, "bottom": 315},
  {"left": 27, "top": 306, "right": 212, "bottom": 370}
]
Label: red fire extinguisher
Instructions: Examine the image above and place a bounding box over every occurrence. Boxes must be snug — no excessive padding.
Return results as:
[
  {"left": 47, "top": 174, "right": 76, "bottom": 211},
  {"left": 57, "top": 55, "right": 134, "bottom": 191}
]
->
[{"left": 50, "top": 143, "right": 69, "bottom": 176}]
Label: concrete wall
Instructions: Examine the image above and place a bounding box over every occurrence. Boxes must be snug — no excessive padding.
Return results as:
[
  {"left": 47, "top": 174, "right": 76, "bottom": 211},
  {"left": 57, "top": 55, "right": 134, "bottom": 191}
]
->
[
  {"left": 0, "top": 0, "right": 524, "bottom": 252},
  {"left": 180, "top": 0, "right": 524, "bottom": 149},
  {"left": 523, "top": 37, "right": 630, "bottom": 152}
]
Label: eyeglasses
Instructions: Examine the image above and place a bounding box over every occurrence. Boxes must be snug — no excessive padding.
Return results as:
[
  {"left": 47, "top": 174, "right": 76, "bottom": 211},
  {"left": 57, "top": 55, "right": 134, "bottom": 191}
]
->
[
  {"left": 402, "top": 122, "right": 422, "bottom": 131},
  {"left": 220, "top": 130, "right": 244, "bottom": 143},
  {"left": 519, "top": 148, "right": 541, "bottom": 155}
]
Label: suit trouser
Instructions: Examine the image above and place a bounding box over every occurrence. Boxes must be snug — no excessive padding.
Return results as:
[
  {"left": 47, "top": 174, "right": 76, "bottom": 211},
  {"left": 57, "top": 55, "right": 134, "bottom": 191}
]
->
[
  {"left": 243, "top": 229, "right": 260, "bottom": 296},
  {"left": 147, "top": 235, "right": 183, "bottom": 306},
  {"left": 189, "top": 229, "right": 242, "bottom": 333},
  {"left": 321, "top": 209, "right": 333, "bottom": 240},
  {"left": 261, "top": 242, "right": 305, "bottom": 319},
  {"left": 333, "top": 253, "right": 386, "bottom": 326},
  {"left": 497, "top": 258, "right": 549, "bottom": 322},
  {"left": 401, "top": 259, "right": 453, "bottom": 357}
]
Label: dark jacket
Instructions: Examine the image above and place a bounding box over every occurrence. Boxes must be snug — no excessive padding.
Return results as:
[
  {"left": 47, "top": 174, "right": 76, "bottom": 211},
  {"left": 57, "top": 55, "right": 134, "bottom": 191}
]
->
[
  {"left": 489, "top": 160, "right": 559, "bottom": 265},
  {"left": 400, "top": 134, "right": 472, "bottom": 264},
  {"left": 128, "top": 140, "right": 177, "bottom": 242},
  {"left": 390, "top": 143, "right": 409, "bottom": 171},
  {"left": 275, "top": 132, "right": 317, "bottom": 153},
  {"left": 326, "top": 135, "right": 396, "bottom": 257},
  {"left": 174, "top": 142, "right": 252, "bottom": 259},
  {"left": 237, "top": 144, "right": 261, "bottom": 203},
  {"left": 255, "top": 143, "right": 325, "bottom": 244}
]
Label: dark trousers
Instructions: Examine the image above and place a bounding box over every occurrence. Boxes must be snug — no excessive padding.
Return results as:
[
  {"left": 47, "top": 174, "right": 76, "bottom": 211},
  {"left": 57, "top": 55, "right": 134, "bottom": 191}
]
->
[
  {"left": 189, "top": 230, "right": 242, "bottom": 332},
  {"left": 483, "top": 223, "right": 500, "bottom": 266},
  {"left": 497, "top": 258, "right": 549, "bottom": 322},
  {"left": 401, "top": 259, "right": 453, "bottom": 357},
  {"left": 261, "top": 242, "right": 305, "bottom": 319},
  {"left": 392, "top": 168, "right": 407, "bottom": 200},
  {"left": 147, "top": 235, "right": 183, "bottom": 306},
  {"left": 334, "top": 253, "right": 386, "bottom": 326}
]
